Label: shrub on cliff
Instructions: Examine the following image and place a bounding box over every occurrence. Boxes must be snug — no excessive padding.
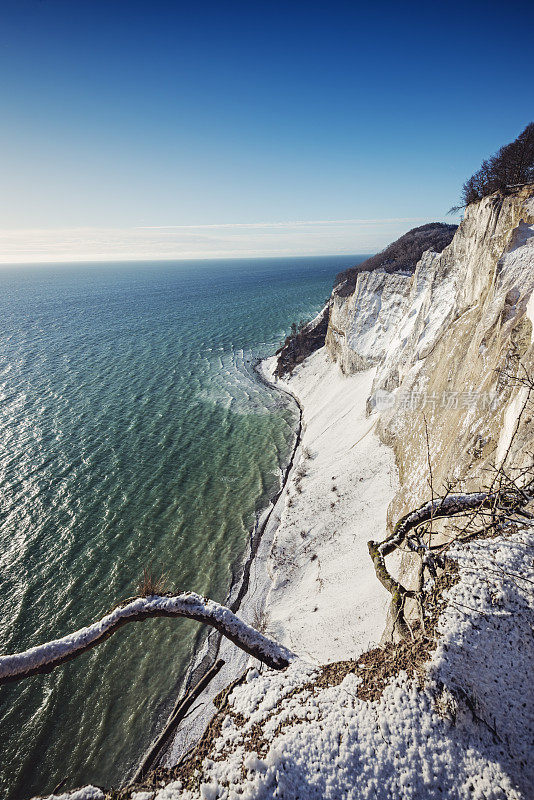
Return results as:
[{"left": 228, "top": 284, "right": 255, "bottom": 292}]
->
[
  {"left": 455, "top": 122, "right": 534, "bottom": 209},
  {"left": 275, "top": 303, "right": 330, "bottom": 377}
]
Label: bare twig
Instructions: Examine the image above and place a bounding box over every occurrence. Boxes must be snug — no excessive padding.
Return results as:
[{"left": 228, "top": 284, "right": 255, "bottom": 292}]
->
[{"left": 368, "top": 478, "right": 533, "bottom": 639}]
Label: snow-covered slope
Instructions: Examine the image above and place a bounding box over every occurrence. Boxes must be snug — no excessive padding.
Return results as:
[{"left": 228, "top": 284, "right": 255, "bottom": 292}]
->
[
  {"left": 133, "top": 525, "right": 534, "bottom": 800},
  {"left": 260, "top": 350, "right": 398, "bottom": 664}
]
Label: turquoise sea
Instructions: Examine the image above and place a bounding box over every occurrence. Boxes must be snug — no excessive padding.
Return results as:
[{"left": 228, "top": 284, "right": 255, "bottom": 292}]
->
[{"left": 0, "top": 255, "right": 365, "bottom": 799}]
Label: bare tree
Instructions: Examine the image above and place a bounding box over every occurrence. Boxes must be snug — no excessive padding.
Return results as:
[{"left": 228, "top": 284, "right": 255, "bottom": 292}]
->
[
  {"left": 369, "top": 455, "right": 534, "bottom": 640},
  {"left": 452, "top": 122, "right": 534, "bottom": 210}
]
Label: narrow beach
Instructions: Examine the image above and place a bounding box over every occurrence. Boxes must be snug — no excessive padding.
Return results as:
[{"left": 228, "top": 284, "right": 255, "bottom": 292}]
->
[
  {"left": 155, "top": 347, "right": 398, "bottom": 772},
  {"left": 259, "top": 349, "right": 398, "bottom": 663}
]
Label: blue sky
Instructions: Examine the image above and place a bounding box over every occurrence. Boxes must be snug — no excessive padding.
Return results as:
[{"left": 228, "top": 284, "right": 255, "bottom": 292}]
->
[{"left": 0, "top": 0, "right": 532, "bottom": 261}]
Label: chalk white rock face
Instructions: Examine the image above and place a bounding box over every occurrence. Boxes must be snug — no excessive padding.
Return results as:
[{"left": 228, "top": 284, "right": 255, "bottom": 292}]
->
[
  {"left": 326, "top": 247, "right": 459, "bottom": 384},
  {"left": 324, "top": 187, "right": 534, "bottom": 556},
  {"left": 327, "top": 192, "right": 534, "bottom": 402},
  {"left": 382, "top": 192, "right": 534, "bottom": 393},
  {"left": 370, "top": 248, "right": 457, "bottom": 394},
  {"left": 326, "top": 269, "right": 413, "bottom": 374}
]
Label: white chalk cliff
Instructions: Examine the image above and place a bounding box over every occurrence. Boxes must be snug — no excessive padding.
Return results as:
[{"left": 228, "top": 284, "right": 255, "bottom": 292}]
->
[{"left": 327, "top": 188, "right": 534, "bottom": 523}]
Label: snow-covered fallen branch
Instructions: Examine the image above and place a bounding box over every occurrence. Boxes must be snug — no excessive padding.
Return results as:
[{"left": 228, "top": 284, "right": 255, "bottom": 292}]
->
[{"left": 0, "top": 593, "right": 296, "bottom": 684}]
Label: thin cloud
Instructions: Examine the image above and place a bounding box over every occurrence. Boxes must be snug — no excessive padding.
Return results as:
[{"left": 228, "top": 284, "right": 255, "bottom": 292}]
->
[
  {"left": 0, "top": 217, "right": 437, "bottom": 264},
  {"left": 138, "top": 218, "right": 426, "bottom": 230}
]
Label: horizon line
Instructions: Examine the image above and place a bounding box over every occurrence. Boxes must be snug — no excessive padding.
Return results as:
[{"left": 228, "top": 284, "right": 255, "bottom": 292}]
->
[
  {"left": 0, "top": 250, "right": 376, "bottom": 267},
  {"left": 0, "top": 216, "right": 451, "bottom": 265},
  {"left": 136, "top": 217, "right": 428, "bottom": 230}
]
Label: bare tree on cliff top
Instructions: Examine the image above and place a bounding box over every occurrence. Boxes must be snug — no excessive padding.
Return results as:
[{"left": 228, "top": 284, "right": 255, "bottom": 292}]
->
[{"left": 453, "top": 122, "right": 534, "bottom": 210}]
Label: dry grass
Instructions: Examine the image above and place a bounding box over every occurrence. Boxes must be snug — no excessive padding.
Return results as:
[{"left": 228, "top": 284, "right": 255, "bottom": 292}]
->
[
  {"left": 250, "top": 603, "right": 270, "bottom": 635},
  {"left": 137, "top": 566, "right": 170, "bottom": 597}
]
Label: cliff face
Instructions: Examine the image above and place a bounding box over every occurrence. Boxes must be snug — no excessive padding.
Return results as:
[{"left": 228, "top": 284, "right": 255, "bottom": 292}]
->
[
  {"left": 333, "top": 222, "right": 457, "bottom": 297},
  {"left": 325, "top": 223, "right": 457, "bottom": 374},
  {"left": 277, "top": 224, "right": 457, "bottom": 378},
  {"left": 326, "top": 268, "right": 414, "bottom": 373},
  {"left": 326, "top": 187, "right": 534, "bottom": 532}
]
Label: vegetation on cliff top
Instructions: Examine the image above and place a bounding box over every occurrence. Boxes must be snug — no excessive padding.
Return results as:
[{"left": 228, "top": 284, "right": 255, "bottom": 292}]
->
[
  {"left": 454, "top": 121, "right": 534, "bottom": 210},
  {"left": 274, "top": 304, "right": 330, "bottom": 377}
]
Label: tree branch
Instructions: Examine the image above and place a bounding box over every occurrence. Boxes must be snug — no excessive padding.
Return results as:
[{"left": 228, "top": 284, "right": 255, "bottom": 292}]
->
[
  {"left": 0, "top": 592, "right": 296, "bottom": 684},
  {"left": 368, "top": 486, "right": 532, "bottom": 639},
  {"left": 378, "top": 492, "right": 493, "bottom": 557}
]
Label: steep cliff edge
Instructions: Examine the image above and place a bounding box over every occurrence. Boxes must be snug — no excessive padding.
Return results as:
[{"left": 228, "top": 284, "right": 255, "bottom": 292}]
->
[
  {"left": 276, "top": 223, "right": 457, "bottom": 378},
  {"left": 325, "top": 187, "right": 534, "bottom": 529},
  {"left": 325, "top": 223, "right": 457, "bottom": 374}
]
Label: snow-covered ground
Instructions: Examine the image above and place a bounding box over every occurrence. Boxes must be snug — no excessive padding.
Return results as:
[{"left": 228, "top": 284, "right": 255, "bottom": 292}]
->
[
  {"left": 163, "top": 348, "right": 397, "bottom": 767},
  {"left": 260, "top": 349, "right": 398, "bottom": 663},
  {"left": 134, "top": 523, "right": 534, "bottom": 800}
]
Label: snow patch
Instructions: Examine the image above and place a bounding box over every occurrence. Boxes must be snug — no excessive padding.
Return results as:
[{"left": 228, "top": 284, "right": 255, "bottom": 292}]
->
[
  {"left": 33, "top": 788, "right": 104, "bottom": 800},
  {"left": 262, "top": 349, "right": 398, "bottom": 663},
  {"left": 496, "top": 386, "right": 529, "bottom": 465}
]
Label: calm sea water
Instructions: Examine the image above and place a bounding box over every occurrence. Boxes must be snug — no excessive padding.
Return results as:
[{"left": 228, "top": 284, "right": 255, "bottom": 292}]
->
[{"left": 0, "top": 255, "right": 364, "bottom": 799}]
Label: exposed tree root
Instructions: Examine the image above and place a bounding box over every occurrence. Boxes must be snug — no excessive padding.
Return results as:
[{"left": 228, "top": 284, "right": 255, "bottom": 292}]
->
[{"left": 368, "top": 481, "right": 533, "bottom": 639}]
